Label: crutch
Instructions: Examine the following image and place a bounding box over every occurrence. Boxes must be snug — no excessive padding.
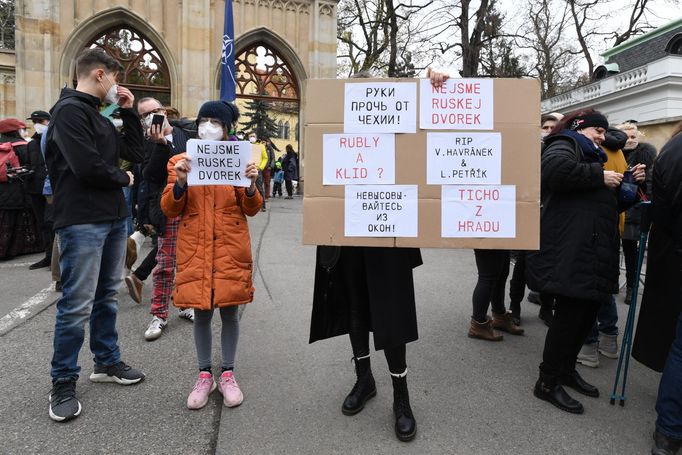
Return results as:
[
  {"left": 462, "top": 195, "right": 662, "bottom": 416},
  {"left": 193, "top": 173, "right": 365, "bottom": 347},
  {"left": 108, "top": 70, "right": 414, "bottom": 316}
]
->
[{"left": 610, "top": 200, "right": 652, "bottom": 406}]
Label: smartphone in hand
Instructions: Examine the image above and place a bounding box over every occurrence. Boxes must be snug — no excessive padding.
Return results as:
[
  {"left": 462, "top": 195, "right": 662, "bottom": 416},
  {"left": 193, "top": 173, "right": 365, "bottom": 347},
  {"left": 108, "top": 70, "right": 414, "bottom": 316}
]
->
[{"left": 151, "top": 114, "right": 165, "bottom": 128}]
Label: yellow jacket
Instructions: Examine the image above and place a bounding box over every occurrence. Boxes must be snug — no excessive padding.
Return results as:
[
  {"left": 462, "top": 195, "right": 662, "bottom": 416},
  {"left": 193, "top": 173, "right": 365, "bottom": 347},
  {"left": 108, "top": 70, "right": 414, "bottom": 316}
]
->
[
  {"left": 602, "top": 146, "right": 627, "bottom": 235},
  {"left": 256, "top": 142, "right": 268, "bottom": 171}
]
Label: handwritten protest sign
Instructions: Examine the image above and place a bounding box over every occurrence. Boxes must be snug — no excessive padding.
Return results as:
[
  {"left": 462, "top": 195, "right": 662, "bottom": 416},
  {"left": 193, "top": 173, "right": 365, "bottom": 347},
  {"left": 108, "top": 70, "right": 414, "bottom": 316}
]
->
[
  {"left": 344, "top": 82, "right": 417, "bottom": 134},
  {"left": 419, "top": 78, "right": 493, "bottom": 130},
  {"left": 345, "top": 185, "right": 418, "bottom": 237},
  {"left": 427, "top": 132, "right": 501, "bottom": 185},
  {"left": 441, "top": 185, "right": 516, "bottom": 238},
  {"left": 303, "top": 77, "right": 540, "bottom": 249},
  {"left": 323, "top": 133, "right": 395, "bottom": 185},
  {"left": 186, "top": 139, "right": 251, "bottom": 187}
]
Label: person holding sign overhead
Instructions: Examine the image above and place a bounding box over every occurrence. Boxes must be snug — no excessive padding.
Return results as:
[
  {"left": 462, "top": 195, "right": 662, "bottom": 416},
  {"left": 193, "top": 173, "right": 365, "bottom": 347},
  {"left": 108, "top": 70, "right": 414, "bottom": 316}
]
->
[
  {"left": 526, "top": 108, "right": 646, "bottom": 414},
  {"left": 160, "top": 100, "right": 262, "bottom": 411},
  {"left": 426, "top": 69, "right": 523, "bottom": 341}
]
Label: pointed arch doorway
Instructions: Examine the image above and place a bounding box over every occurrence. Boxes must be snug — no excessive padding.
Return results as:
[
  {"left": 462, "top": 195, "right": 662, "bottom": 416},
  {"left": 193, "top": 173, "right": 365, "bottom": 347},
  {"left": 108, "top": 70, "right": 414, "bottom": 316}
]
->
[
  {"left": 234, "top": 41, "right": 300, "bottom": 159},
  {"left": 82, "top": 26, "right": 172, "bottom": 107}
]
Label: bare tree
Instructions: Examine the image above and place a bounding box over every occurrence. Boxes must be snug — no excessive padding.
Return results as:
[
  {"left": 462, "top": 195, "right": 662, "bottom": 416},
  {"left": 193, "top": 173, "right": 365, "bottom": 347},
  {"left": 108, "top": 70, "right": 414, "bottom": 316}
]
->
[
  {"left": 336, "top": 0, "right": 435, "bottom": 77},
  {"left": 0, "top": 0, "right": 14, "bottom": 50},
  {"left": 516, "top": 0, "right": 581, "bottom": 97}
]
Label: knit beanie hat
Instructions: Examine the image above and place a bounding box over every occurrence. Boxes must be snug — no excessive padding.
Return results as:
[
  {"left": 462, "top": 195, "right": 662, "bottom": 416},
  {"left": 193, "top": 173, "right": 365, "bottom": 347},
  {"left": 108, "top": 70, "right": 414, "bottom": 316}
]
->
[
  {"left": 570, "top": 112, "right": 609, "bottom": 131},
  {"left": 196, "top": 101, "right": 240, "bottom": 126},
  {"left": 0, "top": 118, "right": 26, "bottom": 133}
]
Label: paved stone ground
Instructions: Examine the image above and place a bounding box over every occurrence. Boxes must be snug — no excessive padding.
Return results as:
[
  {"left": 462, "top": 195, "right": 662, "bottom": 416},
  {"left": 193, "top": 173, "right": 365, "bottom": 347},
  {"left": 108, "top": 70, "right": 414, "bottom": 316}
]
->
[{"left": 0, "top": 196, "right": 661, "bottom": 454}]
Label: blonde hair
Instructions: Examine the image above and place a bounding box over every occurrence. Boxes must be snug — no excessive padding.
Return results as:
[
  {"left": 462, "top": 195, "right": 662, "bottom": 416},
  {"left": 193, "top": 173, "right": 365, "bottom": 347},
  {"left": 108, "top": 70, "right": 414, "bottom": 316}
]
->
[{"left": 616, "top": 122, "right": 640, "bottom": 135}]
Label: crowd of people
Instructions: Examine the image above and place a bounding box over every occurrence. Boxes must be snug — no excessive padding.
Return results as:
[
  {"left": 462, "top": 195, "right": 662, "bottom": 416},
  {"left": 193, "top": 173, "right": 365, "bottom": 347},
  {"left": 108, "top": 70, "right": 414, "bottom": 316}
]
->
[{"left": 1, "top": 50, "right": 681, "bottom": 453}]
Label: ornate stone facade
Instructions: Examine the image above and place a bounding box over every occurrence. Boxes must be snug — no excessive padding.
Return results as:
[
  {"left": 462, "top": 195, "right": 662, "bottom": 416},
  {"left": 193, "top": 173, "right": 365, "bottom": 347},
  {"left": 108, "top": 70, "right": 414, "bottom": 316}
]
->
[{"left": 6, "top": 0, "right": 337, "bottom": 120}]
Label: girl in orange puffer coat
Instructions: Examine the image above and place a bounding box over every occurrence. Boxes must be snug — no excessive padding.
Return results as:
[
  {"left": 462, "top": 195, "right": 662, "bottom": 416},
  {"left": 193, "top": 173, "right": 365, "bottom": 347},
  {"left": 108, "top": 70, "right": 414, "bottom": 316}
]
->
[{"left": 160, "top": 100, "right": 262, "bottom": 410}]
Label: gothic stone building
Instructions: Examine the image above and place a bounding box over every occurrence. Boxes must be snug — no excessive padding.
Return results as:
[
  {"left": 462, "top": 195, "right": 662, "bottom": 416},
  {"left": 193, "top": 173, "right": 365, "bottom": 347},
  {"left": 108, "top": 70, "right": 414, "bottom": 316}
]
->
[{"left": 1, "top": 0, "right": 339, "bottom": 158}]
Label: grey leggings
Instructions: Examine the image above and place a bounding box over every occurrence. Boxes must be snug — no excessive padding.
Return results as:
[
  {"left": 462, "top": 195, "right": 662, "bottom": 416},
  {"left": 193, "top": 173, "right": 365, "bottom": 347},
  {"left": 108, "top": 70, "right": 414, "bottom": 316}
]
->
[{"left": 194, "top": 306, "right": 240, "bottom": 371}]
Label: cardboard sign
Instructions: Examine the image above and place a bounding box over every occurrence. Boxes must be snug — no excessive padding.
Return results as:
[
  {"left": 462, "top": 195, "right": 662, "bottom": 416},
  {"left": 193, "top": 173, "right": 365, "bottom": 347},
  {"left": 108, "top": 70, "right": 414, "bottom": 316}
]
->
[
  {"left": 427, "top": 132, "right": 501, "bottom": 185},
  {"left": 303, "top": 77, "right": 541, "bottom": 250},
  {"left": 323, "top": 133, "right": 395, "bottom": 185},
  {"left": 441, "top": 185, "right": 516, "bottom": 238},
  {"left": 344, "top": 82, "right": 417, "bottom": 134},
  {"left": 419, "top": 78, "right": 493, "bottom": 130},
  {"left": 345, "top": 185, "right": 418, "bottom": 237},
  {"left": 186, "top": 139, "right": 251, "bottom": 187}
]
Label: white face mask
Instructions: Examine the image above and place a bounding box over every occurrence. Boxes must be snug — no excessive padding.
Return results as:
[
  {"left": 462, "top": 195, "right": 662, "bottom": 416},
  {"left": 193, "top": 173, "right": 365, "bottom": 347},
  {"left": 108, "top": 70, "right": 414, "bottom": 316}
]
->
[
  {"left": 198, "top": 122, "right": 224, "bottom": 141},
  {"left": 34, "top": 123, "right": 48, "bottom": 135},
  {"left": 142, "top": 115, "right": 153, "bottom": 130},
  {"left": 112, "top": 118, "right": 123, "bottom": 128},
  {"left": 100, "top": 74, "right": 120, "bottom": 105},
  {"left": 249, "top": 136, "right": 257, "bottom": 143}
]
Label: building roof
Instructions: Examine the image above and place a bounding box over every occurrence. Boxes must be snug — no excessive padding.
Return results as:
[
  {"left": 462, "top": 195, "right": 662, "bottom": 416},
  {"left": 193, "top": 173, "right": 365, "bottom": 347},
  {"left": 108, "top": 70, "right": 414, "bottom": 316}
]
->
[{"left": 601, "top": 17, "right": 682, "bottom": 72}]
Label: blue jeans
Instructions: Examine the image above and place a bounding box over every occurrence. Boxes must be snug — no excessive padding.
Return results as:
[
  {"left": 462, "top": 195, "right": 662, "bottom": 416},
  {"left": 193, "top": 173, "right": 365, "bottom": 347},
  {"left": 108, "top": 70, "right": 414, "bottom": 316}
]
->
[
  {"left": 585, "top": 295, "right": 618, "bottom": 344},
  {"left": 51, "top": 219, "right": 127, "bottom": 382},
  {"left": 656, "top": 311, "right": 682, "bottom": 439},
  {"left": 122, "top": 187, "right": 134, "bottom": 236}
]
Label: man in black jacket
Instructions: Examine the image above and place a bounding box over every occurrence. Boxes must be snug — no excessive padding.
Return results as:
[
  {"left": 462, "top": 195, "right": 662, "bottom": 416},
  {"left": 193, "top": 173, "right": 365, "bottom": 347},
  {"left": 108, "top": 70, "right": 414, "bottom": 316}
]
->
[
  {"left": 25, "top": 110, "right": 52, "bottom": 269},
  {"left": 44, "top": 48, "right": 145, "bottom": 422}
]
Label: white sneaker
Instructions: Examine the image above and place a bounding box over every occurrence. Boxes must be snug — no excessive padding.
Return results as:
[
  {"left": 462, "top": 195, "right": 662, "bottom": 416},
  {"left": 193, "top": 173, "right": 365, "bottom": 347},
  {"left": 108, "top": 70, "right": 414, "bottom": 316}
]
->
[
  {"left": 598, "top": 333, "right": 619, "bottom": 359},
  {"left": 144, "top": 316, "right": 167, "bottom": 341},
  {"left": 178, "top": 308, "right": 194, "bottom": 322},
  {"left": 577, "top": 342, "right": 600, "bottom": 368}
]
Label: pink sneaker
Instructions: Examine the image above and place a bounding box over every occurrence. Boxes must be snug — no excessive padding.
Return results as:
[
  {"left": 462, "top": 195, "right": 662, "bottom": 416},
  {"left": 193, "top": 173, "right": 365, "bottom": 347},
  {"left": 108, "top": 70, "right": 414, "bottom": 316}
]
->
[
  {"left": 218, "top": 371, "right": 243, "bottom": 407},
  {"left": 187, "top": 372, "right": 216, "bottom": 410}
]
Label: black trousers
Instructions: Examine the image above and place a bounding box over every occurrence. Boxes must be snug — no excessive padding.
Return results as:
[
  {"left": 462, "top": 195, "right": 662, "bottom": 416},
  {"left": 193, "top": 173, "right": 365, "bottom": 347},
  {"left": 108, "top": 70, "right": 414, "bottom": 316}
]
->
[
  {"left": 30, "top": 194, "right": 52, "bottom": 258},
  {"left": 133, "top": 243, "right": 158, "bottom": 281},
  {"left": 539, "top": 296, "right": 602, "bottom": 379},
  {"left": 622, "top": 238, "right": 638, "bottom": 288},
  {"left": 472, "top": 249, "right": 510, "bottom": 322},
  {"left": 342, "top": 248, "right": 407, "bottom": 374},
  {"left": 285, "top": 179, "right": 294, "bottom": 197}
]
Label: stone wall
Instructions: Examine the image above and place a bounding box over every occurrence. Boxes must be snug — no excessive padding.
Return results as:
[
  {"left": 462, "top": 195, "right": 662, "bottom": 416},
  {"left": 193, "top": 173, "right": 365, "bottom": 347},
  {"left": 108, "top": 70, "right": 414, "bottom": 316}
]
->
[{"left": 13, "top": 0, "right": 337, "bottom": 117}]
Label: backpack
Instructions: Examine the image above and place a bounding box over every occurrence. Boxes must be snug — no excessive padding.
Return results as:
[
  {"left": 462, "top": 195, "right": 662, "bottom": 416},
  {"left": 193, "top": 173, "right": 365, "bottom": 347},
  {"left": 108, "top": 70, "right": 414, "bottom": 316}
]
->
[{"left": 0, "top": 140, "right": 27, "bottom": 183}]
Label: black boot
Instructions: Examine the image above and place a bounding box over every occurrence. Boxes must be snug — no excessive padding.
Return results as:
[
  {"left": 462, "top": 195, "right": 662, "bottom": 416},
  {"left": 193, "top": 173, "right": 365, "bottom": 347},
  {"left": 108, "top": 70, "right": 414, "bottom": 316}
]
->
[
  {"left": 391, "top": 373, "right": 417, "bottom": 442},
  {"left": 561, "top": 370, "right": 599, "bottom": 398},
  {"left": 652, "top": 429, "right": 682, "bottom": 455},
  {"left": 342, "top": 356, "right": 376, "bottom": 416},
  {"left": 29, "top": 256, "right": 51, "bottom": 270},
  {"left": 533, "top": 373, "right": 584, "bottom": 414}
]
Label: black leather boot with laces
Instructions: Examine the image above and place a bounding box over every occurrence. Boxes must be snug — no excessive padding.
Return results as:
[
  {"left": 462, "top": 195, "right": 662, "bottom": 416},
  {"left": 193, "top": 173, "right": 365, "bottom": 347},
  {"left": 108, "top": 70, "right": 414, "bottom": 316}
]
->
[
  {"left": 342, "top": 356, "right": 376, "bottom": 416},
  {"left": 391, "top": 373, "right": 416, "bottom": 442}
]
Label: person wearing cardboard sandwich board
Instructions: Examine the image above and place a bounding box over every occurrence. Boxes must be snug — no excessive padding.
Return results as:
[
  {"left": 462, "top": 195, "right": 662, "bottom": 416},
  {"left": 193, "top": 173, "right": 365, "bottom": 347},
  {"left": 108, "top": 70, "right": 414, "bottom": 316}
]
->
[
  {"left": 525, "top": 109, "right": 645, "bottom": 414},
  {"left": 160, "top": 100, "right": 262, "bottom": 410},
  {"left": 309, "top": 71, "right": 421, "bottom": 443}
]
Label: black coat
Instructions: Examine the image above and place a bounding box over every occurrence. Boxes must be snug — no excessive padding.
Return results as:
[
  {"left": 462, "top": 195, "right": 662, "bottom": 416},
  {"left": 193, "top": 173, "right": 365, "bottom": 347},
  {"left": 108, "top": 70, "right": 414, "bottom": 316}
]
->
[
  {"left": 622, "top": 142, "right": 657, "bottom": 240},
  {"left": 0, "top": 138, "right": 31, "bottom": 210},
  {"left": 309, "top": 246, "right": 422, "bottom": 350},
  {"left": 140, "top": 127, "right": 188, "bottom": 234},
  {"left": 45, "top": 88, "right": 144, "bottom": 229},
  {"left": 632, "top": 133, "right": 682, "bottom": 372},
  {"left": 25, "top": 133, "right": 48, "bottom": 195},
  {"left": 527, "top": 133, "right": 627, "bottom": 302}
]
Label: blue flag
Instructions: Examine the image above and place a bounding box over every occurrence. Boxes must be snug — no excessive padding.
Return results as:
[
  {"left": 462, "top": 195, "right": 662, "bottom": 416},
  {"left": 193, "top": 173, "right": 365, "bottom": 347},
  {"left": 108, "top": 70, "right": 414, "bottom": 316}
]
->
[{"left": 220, "top": 0, "right": 237, "bottom": 101}]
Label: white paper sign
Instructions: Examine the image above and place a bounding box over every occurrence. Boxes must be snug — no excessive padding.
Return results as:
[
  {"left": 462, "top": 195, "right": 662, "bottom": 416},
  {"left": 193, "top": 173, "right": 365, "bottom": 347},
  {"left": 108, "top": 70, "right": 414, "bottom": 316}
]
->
[
  {"left": 441, "top": 185, "right": 516, "bottom": 238},
  {"left": 345, "top": 185, "right": 418, "bottom": 237},
  {"left": 427, "top": 132, "right": 502, "bottom": 185},
  {"left": 323, "top": 134, "right": 395, "bottom": 185},
  {"left": 419, "top": 78, "right": 493, "bottom": 130},
  {"left": 186, "top": 139, "right": 252, "bottom": 187},
  {"left": 344, "top": 82, "right": 417, "bottom": 133}
]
